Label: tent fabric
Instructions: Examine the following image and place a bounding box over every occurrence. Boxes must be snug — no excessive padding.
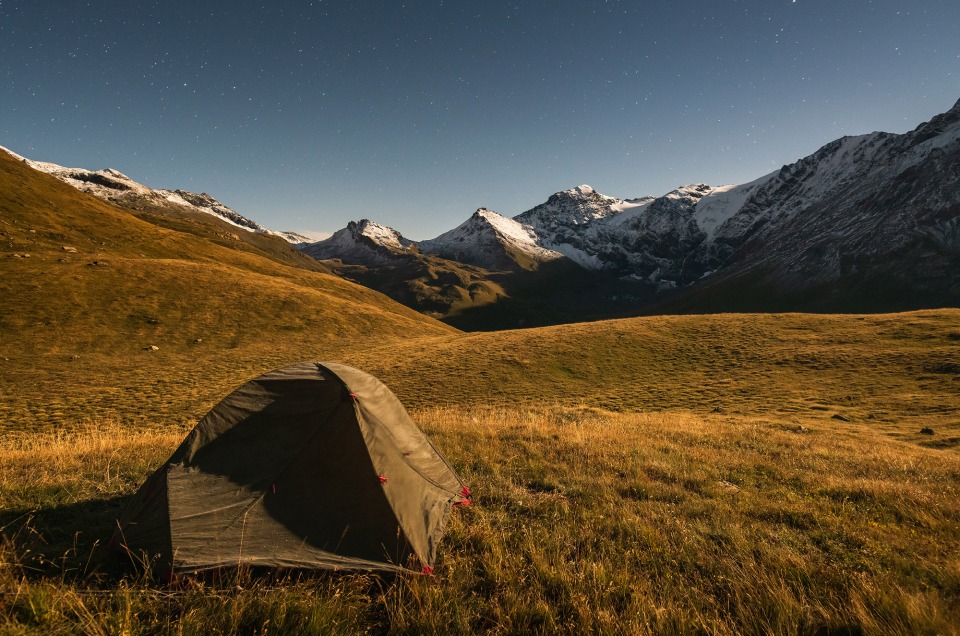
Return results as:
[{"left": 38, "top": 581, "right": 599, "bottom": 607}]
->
[{"left": 112, "top": 362, "right": 468, "bottom": 574}]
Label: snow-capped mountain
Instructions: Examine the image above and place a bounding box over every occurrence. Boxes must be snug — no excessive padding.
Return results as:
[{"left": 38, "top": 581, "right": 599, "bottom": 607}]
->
[
  {"left": 419, "top": 208, "right": 565, "bottom": 271},
  {"left": 512, "top": 186, "right": 654, "bottom": 269},
  {"left": 300, "top": 217, "right": 513, "bottom": 322},
  {"left": 510, "top": 183, "right": 724, "bottom": 279},
  {"left": 516, "top": 185, "right": 649, "bottom": 230},
  {"left": 300, "top": 219, "right": 414, "bottom": 266},
  {"left": 513, "top": 99, "right": 958, "bottom": 298},
  {"left": 0, "top": 147, "right": 310, "bottom": 244},
  {"left": 680, "top": 99, "right": 960, "bottom": 305},
  {"left": 306, "top": 98, "right": 960, "bottom": 314}
]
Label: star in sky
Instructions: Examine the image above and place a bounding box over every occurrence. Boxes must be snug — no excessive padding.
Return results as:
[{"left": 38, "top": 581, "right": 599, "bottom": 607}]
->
[{"left": 0, "top": 0, "right": 957, "bottom": 239}]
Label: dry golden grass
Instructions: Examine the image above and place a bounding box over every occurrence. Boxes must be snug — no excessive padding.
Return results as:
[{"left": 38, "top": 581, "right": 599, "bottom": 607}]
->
[
  {"left": 412, "top": 406, "right": 960, "bottom": 634},
  {"left": 0, "top": 421, "right": 182, "bottom": 511},
  {"left": 4, "top": 309, "right": 957, "bottom": 437},
  {"left": 2, "top": 407, "right": 958, "bottom": 634},
  {"left": 350, "top": 310, "right": 960, "bottom": 420}
]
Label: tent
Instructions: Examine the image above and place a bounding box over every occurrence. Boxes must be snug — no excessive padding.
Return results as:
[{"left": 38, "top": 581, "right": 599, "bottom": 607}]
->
[{"left": 111, "top": 361, "right": 470, "bottom": 575}]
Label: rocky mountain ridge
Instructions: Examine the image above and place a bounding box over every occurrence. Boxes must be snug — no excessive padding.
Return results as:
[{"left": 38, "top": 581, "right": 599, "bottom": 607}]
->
[
  {"left": 0, "top": 147, "right": 310, "bottom": 244},
  {"left": 301, "top": 219, "right": 412, "bottom": 266},
  {"left": 305, "top": 98, "right": 960, "bottom": 314}
]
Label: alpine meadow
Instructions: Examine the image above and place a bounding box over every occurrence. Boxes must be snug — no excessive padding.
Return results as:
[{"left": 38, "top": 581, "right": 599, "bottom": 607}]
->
[{"left": 2, "top": 120, "right": 960, "bottom": 635}]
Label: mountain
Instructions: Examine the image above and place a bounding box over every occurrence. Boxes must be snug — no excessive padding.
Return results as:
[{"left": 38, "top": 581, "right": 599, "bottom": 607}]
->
[
  {"left": 513, "top": 185, "right": 655, "bottom": 269},
  {"left": 419, "top": 208, "right": 564, "bottom": 272},
  {"left": 0, "top": 146, "right": 328, "bottom": 272},
  {"left": 301, "top": 219, "right": 414, "bottom": 266},
  {"left": 521, "top": 101, "right": 960, "bottom": 308},
  {"left": 306, "top": 99, "right": 960, "bottom": 319},
  {"left": 7, "top": 98, "right": 957, "bottom": 330},
  {"left": 302, "top": 213, "right": 604, "bottom": 328},
  {"left": 301, "top": 218, "right": 510, "bottom": 319},
  {"left": 674, "top": 104, "right": 960, "bottom": 311}
]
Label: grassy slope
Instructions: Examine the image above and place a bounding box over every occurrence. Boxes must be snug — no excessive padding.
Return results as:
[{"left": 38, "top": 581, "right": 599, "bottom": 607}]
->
[
  {"left": 0, "top": 150, "right": 456, "bottom": 429},
  {"left": 2, "top": 309, "right": 958, "bottom": 633},
  {"left": 122, "top": 201, "right": 333, "bottom": 274},
  {"left": 0, "top": 151, "right": 453, "bottom": 350},
  {"left": 2, "top": 400, "right": 958, "bottom": 634},
  {"left": 323, "top": 252, "right": 509, "bottom": 319},
  {"left": 349, "top": 310, "right": 960, "bottom": 425},
  {"left": 1, "top": 150, "right": 959, "bottom": 633}
]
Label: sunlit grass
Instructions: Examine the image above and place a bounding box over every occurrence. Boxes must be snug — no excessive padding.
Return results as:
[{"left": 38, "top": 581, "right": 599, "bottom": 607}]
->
[{"left": 2, "top": 406, "right": 958, "bottom": 634}]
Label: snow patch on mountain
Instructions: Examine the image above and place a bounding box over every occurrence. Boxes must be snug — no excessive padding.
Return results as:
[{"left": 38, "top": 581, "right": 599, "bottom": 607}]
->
[
  {"left": 420, "top": 208, "right": 564, "bottom": 271},
  {"left": 544, "top": 242, "right": 607, "bottom": 269},
  {"left": 692, "top": 173, "right": 774, "bottom": 239},
  {"left": 300, "top": 219, "right": 414, "bottom": 266},
  {"left": 474, "top": 208, "right": 541, "bottom": 247},
  {"left": 602, "top": 197, "right": 656, "bottom": 228},
  {"left": 355, "top": 219, "right": 411, "bottom": 250},
  {"left": 1, "top": 146, "right": 308, "bottom": 244}
]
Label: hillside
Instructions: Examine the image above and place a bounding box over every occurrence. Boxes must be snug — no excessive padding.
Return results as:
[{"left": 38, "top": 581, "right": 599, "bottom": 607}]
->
[
  {"left": 1, "top": 146, "right": 327, "bottom": 273},
  {"left": 0, "top": 149, "right": 457, "bottom": 428},
  {"left": 2, "top": 151, "right": 955, "bottom": 430},
  {"left": 346, "top": 310, "right": 960, "bottom": 423}
]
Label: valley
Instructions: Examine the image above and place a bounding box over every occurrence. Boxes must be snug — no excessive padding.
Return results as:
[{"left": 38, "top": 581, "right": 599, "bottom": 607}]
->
[{"left": 1, "top": 112, "right": 959, "bottom": 634}]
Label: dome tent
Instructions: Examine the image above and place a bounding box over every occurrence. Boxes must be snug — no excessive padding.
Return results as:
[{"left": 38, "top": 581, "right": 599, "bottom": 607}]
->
[{"left": 111, "top": 362, "right": 469, "bottom": 576}]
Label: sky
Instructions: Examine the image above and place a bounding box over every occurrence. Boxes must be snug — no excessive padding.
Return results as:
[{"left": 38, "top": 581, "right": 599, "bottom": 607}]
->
[{"left": 2, "top": 1, "right": 958, "bottom": 240}]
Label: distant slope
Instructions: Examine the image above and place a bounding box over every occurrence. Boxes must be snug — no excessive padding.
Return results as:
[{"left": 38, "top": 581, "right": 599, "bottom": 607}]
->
[
  {"left": 300, "top": 219, "right": 510, "bottom": 318},
  {"left": 0, "top": 149, "right": 456, "bottom": 358},
  {"left": 300, "top": 217, "right": 598, "bottom": 327},
  {"left": 659, "top": 105, "right": 960, "bottom": 312},
  {"left": 346, "top": 309, "right": 960, "bottom": 423},
  {"left": 302, "top": 215, "right": 635, "bottom": 330}
]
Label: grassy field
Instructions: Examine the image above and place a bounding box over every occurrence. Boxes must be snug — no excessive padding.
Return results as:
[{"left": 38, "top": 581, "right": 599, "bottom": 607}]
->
[
  {"left": 1, "top": 310, "right": 958, "bottom": 634},
  {"left": 2, "top": 404, "right": 958, "bottom": 634}
]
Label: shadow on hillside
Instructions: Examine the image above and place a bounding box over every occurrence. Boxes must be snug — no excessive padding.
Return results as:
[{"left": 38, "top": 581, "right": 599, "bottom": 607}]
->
[
  {"left": 0, "top": 495, "right": 132, "bottom": 582},
  {"left": 444, "top": 261, "right": 661, "bottom": 331}
]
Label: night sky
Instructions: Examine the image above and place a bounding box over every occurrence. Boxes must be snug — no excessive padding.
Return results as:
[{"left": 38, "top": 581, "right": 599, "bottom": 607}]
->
[{"left": 2, "top": 1, "right": 958, "bottom": 240}]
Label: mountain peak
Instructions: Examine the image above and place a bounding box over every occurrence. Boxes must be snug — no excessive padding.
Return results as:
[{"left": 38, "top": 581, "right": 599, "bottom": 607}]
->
[
  {"left": 349, "top": 219, "right": 411, "bottom": 249},
  {"left": 515, "top": 184, "right": 623, "bottom": 229},
  {"left": 300, "top": 218, "right": 412, "bottom": 266},
  {"left": 420, "top": 207, "right": 563, "bottom": 271}
]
